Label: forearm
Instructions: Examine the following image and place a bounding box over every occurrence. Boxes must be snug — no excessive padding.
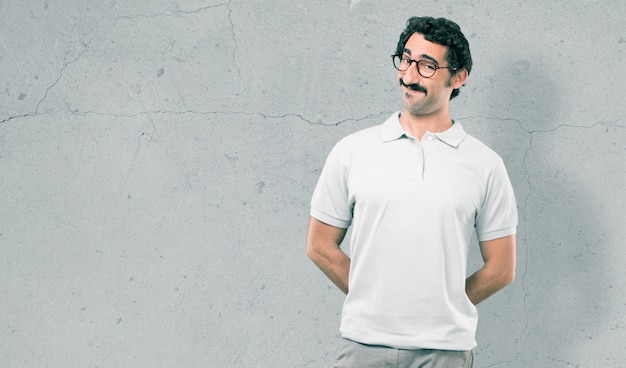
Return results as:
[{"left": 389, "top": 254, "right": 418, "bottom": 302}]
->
[
  {"left": 306, "top": 217, "right": 351, "bottom": 294},
  {"left": 465, "top": 266, "right": 513, "bottom": 305},
  {"left": 466, "top": 235, "right": 516, "bottom": 305},
  {"left": 307, "top": 247, "right": 351, "bottom": 294}
]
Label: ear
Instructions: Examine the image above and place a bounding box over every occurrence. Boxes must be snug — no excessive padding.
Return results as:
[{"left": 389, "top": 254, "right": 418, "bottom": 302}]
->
[{"left": 451, "top": 68, "right": 468, "bottom": 89}]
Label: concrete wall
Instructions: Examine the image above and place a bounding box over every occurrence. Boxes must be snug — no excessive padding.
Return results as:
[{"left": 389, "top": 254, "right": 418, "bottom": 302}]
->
[{"left": 1, "top": 0, "right": 624, "bottom": 367}]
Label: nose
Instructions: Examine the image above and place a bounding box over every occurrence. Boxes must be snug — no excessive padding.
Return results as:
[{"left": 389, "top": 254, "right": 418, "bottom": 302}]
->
[{"left": 401, "top": 61, "right": 422, "bottom": 84}]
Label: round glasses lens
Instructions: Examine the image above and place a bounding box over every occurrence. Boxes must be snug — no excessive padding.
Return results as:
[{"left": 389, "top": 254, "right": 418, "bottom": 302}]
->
[
  {"left": 417, "top": 61, "right": 437, "bottom": 78},
  {"left": 393, "top": 56, "right": 405, "bottom": 71}
]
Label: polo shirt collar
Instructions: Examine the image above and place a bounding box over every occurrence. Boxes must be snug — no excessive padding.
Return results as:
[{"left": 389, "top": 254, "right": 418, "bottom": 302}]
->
[
  {"left": 434, "top": 120, "right": 467, "bottom": 148},
  {"left": 380, "top": 112, "right": 467, "bottom": 148},
  {"left": 380, "top": 112, "right": 407, "bottom": 142}
]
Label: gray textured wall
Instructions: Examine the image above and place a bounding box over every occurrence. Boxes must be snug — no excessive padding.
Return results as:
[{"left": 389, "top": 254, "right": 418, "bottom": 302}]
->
[{"left": 1, "top": 0, "right": 625, "bottom": 367}]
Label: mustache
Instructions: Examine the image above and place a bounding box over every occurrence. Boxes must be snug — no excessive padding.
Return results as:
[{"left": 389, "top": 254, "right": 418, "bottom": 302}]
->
[{"left": 400, "top": 78, "right": 427, "bottom": 94}]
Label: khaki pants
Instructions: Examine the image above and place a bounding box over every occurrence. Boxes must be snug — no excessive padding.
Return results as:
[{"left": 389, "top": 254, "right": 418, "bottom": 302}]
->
[{"left": 333, "top": 338, "right": 474, "bottom": 368}]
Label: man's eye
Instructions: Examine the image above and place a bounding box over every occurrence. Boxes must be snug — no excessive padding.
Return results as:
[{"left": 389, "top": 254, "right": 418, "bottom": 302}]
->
[
  {"left": 401, "top": 57, "right": 412, "bottom": 64},
  {"left": 423, "top": 63, "right": 436, "bottom": 70}
]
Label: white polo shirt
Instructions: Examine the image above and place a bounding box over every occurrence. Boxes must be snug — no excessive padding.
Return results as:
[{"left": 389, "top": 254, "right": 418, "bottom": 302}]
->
[{"left": 310, "top": 112, "right": 518, "bottom": 350}]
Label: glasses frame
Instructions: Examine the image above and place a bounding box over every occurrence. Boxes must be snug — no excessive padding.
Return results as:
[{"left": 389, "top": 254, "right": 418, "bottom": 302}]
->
[{"left": 391, "top": 54, "right": 457, "bottom": 78}]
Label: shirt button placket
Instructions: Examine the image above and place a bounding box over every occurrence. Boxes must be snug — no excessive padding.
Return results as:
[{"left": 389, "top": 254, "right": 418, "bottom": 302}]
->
[
  {"left": 420, "top": 133, "right": 436, "bottom": 180},
  {"left": 415, "top": 139, "right": 424, "bottom": 182}
]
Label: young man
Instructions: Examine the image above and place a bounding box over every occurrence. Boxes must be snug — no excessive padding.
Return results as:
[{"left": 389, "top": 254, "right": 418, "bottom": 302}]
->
[{"left": 306, "top": 17, "right": 518, "bottom": 368}]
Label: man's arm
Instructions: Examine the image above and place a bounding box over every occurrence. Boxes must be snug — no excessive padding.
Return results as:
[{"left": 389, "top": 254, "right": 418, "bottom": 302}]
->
[
  {"left": 466, "top": 235, "right": 516, "bottom": 305},
  {"left": 305, "top": 216, "right": 350, "bottom": 294}
]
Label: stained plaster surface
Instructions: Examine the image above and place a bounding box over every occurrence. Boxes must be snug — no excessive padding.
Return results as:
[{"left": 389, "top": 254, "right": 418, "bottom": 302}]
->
[{"left": 1, "top": 0, "right": 625, "bottom": 367}]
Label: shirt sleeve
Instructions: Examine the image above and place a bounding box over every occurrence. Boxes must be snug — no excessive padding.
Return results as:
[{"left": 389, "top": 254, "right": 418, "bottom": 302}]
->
[
  {"left": 310, "top": 141, "right": 353, "bottom": 229},
  {"left": 475, "top": 159, "right": 518, "bottom": 242}
]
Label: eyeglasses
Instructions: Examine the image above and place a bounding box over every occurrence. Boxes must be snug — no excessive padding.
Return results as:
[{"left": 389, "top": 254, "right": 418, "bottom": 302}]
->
[{"left": 391, "top": 54, "right": 457, "bottom": 78}]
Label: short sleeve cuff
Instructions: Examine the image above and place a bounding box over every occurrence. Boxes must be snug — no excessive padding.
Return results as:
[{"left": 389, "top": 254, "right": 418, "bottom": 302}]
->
[
  {"left": 310, "top": 208, "right": 351, "bottom": 229},
  {"left": 477, "top": 227, "right": 516, "bottom": 242}
]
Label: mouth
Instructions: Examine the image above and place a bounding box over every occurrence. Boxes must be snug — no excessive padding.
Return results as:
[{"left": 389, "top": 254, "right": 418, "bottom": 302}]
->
[{"left": 400, "top": 78, "right": 427, "bottom": 95}]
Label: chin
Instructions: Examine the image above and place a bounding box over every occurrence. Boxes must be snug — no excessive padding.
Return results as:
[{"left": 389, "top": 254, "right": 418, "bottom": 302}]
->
[{"left": 403, "top": 100, "right": 426, "bottom": 114}]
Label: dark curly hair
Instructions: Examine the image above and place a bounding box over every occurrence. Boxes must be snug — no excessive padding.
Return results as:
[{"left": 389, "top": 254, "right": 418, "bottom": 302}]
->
[{"left": 395, "top": 16, "right": 472, "bottom": 100}]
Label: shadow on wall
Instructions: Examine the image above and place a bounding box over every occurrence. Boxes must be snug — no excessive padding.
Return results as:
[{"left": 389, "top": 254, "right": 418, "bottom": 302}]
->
[{"left": 479, "top": 54, "right": 612, "bottom": 366}]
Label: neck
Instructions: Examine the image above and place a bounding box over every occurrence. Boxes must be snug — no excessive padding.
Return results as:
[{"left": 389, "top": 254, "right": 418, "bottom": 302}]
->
[{"left": 398, "top": 109, "right": 453, "bottom": 141}]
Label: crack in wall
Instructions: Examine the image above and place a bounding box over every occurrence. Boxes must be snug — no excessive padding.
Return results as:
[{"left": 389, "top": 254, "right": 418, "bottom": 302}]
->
[
  {"left": 1, "top": 113, "right": 36, "bottom": 125},
  {"left": 65, "top": 109, "right": 315, "bottom": 125},
  {"left": 522, "top": 120, "right": 626, "bottom": 134},
  {"left": 1, "top": 23, "right": 101, "bottom": 124},
  {"left": 546, "top": 355, "right": 580, "bottom": 366},
  {"left": 225, "top": 0, "right": 239, "bottom": 78},
  {"left": 484, "top": 358, "right": 517, "bottom": 367},
  {"left": 112, "top": 0, "right": 245, "bottom": 96},
  {"left": 34, "top": 27, "right": 100, "bottom": 114},
  {"left": 458, "top": 115, "right": 626, "bottom": 134},
  {"left": 1, "top": 108, "right": 395, "bottom": 131},
  {"left": 1, "top": 3, "right": 243, "bottom": 125},
  {"left": 223, "top": 0, "right": 245, "bottom": 97},
  {"left": 114, "top": 3, "right": 229, "bottom": 19},
  {"left": 518, "top": 129, "right": 533, "bottom": 348},
  {"left": 64, "top": 109, "right": 395, "bottom": 128},
  {"left": 325, "top": 111, "right": 395, "bottom": 126}
]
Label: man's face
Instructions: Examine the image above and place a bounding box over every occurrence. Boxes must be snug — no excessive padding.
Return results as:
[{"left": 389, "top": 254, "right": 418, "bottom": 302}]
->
[{"left": 397, "top": 33, "right": 457, "bottom": 117}]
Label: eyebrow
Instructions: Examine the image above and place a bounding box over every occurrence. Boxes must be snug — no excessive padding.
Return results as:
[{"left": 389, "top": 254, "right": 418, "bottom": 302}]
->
[{"left": 402, "top": 48, "right": 440, "bottom": 65}]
